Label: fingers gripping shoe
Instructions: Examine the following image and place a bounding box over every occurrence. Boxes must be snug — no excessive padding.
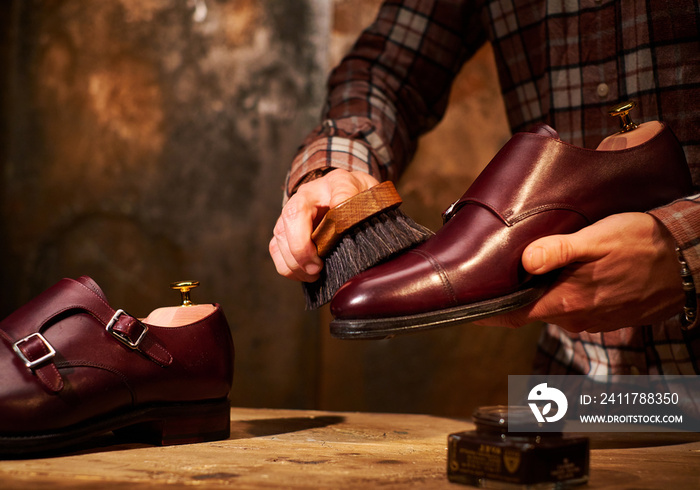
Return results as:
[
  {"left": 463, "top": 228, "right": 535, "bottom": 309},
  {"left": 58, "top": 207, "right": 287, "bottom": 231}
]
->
[
  {"left": 329, "top": 120, "right": 693, "bottom": 339},
  {"left": 0, "top": 276, "right": 234, "bottom": 456}
]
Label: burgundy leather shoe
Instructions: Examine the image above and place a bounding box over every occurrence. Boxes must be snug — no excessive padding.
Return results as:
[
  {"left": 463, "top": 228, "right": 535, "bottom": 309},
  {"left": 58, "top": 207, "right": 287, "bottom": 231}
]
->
[
  {"left": 329, "top": 122, "right": 694, "bottom": 339},
  {"left": 0, "top": 276, "right": 234, "bottom": 456}
]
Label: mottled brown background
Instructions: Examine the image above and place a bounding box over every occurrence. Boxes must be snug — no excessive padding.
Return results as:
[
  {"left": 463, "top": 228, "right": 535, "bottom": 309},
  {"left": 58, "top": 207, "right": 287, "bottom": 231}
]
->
[{"left": 0, "top": 0, "right": 541, "bottom": 416}]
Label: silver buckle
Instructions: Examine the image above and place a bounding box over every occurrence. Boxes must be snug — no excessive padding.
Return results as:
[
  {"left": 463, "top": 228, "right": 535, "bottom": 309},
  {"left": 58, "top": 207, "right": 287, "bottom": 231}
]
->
[
  {"left": 105, "top": 309, "right": 148, "bottom": 349},
  {"left": 442, "top": 199, "right": 460, "bottom": 224},
  {"left": 12, "top": 332, "right": 56, "bottom": 369}
]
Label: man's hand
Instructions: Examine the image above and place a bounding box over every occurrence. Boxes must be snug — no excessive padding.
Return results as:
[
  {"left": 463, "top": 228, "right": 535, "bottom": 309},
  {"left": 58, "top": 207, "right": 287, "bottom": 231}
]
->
[
  {"left": 269, "top": 169, "right": 380, "bottom": 282},
  {"left": 475, "top": 212, "right": 685, "bottom": 332}
]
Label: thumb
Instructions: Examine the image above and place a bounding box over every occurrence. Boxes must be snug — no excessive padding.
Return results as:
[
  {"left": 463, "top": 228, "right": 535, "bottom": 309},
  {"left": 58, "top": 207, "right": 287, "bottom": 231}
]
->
[{"left": 522, "top": 232, "right": 600, "bottom": 275}]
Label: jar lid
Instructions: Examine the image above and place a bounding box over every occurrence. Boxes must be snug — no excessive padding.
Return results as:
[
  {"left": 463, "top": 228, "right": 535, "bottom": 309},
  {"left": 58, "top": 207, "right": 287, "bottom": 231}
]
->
[{"left": 473, "top": 405, "right": 561, "bottom": 433}]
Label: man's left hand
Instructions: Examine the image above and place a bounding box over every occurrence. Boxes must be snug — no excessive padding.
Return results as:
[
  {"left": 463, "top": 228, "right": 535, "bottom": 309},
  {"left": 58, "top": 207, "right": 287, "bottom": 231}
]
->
[{"left": 474, "top": 212, "right": 685, "bottom": 332}]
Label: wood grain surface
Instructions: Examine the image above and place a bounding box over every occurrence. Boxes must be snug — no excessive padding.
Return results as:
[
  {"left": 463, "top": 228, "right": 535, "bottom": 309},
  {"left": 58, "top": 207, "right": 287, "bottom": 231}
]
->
[{"left": 1, "top": 407, "right": 698, "bottom": 489}]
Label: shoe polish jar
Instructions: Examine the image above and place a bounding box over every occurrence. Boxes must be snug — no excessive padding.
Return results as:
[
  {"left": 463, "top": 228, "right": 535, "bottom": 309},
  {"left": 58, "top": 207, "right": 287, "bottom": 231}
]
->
[{"left": 447, "top": 406, "right": 589, "bottom": 488}]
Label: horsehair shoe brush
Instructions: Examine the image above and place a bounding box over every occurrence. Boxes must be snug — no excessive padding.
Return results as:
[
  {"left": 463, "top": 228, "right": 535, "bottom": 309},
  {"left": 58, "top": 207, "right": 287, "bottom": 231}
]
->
[{"left": 303, "top": 181, "right": 434, "bottom": 310}]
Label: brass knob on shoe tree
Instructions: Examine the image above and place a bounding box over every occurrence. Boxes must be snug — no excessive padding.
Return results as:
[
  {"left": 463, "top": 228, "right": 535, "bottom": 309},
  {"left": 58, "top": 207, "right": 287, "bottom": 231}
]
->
[
  {"left": 171, "top": 280, "right": 199, "bottom": 306},
  {"left": 609, "top": 100, "right": 639, "bottom": 133}
]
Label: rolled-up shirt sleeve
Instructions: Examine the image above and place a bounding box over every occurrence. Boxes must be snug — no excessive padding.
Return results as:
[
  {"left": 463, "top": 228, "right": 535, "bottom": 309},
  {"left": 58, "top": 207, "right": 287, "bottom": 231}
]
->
[{"left": 284, "top": 0, "right": 486, "bottom": 200}]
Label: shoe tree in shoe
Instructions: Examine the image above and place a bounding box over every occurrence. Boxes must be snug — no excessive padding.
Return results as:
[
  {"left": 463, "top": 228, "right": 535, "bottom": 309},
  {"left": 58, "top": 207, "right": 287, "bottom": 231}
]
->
[
  {"left": 142, "top": 280, "right": 217, "bottom": 327},
  {"left": 597, "top": 100, "right": 663, "bottom": 150}
]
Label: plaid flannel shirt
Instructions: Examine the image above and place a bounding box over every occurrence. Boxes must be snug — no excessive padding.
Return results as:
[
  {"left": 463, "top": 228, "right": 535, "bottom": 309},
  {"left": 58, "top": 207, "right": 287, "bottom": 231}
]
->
[{"left": 286, "top": 0, "right": 700, "bottom": 375}]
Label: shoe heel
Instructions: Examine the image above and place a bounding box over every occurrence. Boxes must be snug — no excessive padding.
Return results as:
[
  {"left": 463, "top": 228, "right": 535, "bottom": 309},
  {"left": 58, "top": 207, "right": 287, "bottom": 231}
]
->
[{"left": 115, "top": 399, "right": 231, "bottom": 446}]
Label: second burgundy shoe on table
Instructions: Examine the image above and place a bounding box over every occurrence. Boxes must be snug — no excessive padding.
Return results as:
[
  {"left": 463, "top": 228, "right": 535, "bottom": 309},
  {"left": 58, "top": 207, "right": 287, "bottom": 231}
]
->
[
  {"left": 0, "top": 276, "right": 234, "bottom": 457},
  {"left": 329, "top": 108, "right": 693, "bottom": 340}
]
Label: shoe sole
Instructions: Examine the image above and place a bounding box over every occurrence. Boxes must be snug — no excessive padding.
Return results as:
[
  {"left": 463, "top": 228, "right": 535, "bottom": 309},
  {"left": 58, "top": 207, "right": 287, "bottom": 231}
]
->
[
  {"left": 0, "top": 398, "right": 231, "bottom": 458},
  {"left": 330, "top": 280, "right": 549, "bottom": 340}
]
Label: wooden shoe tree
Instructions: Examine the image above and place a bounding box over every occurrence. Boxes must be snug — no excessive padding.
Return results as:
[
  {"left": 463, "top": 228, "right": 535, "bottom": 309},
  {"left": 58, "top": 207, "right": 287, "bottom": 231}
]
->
[
  {"left": 596, "top": 101, "right": 662, "bottom": 151},
  {"left": 142, "top": 280, "right": 217, "bottom": 328}
]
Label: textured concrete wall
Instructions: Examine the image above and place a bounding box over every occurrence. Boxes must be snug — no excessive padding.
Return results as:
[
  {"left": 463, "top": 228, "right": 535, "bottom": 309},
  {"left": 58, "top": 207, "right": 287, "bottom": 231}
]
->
[
  {"left": 1, "top": 0, "right": 540, "bottom": 417},
  {"left": 1, "top": 0, "right": 330, "bottom": 409}
]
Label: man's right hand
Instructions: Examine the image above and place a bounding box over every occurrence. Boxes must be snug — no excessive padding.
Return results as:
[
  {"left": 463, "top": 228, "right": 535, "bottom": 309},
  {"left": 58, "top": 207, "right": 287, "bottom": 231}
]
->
[{"left": 269, "top": 169, "right": 380, "bottom": 282}]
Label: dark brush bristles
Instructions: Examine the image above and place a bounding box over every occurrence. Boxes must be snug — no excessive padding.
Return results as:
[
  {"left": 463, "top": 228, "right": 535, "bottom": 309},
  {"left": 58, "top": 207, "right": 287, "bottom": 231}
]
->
[{"left": 302, "top": 208, "right": 433, "bottom": 310}]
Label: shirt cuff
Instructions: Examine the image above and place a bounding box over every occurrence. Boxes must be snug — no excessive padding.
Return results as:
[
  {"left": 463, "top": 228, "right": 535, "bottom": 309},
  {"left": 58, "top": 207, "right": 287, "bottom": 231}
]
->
[
  {"left": 284, "top": 136, "right": 379, "bottom": 201},
  {"left": 648, "top": 194, "right": 700, "bottom": 329}
]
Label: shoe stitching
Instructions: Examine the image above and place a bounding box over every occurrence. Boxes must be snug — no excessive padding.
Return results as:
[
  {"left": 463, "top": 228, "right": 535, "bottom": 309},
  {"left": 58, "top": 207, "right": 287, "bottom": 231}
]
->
[
  {"left": 141, "top": 339, "right": 173, "bottom": 367},
  {"left": 451, "top": 199, "right": 508, "bottom": 224},
  {"left": 408, "top": 249, "right": 459, "bottom": 306},
  {"left": 507, "top": 203, "right": 591, "bottom": 226}
]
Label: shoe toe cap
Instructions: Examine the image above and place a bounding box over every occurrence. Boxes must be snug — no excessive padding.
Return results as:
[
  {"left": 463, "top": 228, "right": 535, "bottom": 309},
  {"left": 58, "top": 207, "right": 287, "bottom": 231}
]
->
[{"left": 330, "top": 250, "right": 455, "bottom": 320}]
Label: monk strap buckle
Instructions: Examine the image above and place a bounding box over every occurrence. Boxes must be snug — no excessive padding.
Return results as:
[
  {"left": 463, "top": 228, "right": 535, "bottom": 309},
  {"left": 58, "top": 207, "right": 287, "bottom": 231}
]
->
[
  {"left": 442, "top": 199, "right": 460, "bottom": 224},
  {"left": 106, "top": 309, "right": 148, "bottom": 349},
  {"left": 13, "top": 332, "right": 56, "bottom": 369}
]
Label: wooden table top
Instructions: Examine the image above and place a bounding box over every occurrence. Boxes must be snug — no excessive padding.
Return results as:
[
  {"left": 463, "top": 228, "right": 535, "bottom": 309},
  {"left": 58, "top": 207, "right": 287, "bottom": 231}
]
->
[{"left": 1, "top": 407, "right": 699, "bottom": 489}]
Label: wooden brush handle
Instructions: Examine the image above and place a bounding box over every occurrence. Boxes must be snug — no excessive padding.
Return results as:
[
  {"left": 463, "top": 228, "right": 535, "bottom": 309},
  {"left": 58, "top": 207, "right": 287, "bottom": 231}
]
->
[{"left": 312, "top": 181, "right": 402, "bottom": 258}]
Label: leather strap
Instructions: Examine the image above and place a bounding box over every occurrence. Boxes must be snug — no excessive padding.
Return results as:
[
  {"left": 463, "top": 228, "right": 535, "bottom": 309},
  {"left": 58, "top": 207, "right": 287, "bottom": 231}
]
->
[
  {"left": 11, "top": 333, "right": 63, "bottom": 394},
  {"left": 0, "top": 278, "right": 173, "bottom": 393},
  {"left": 442, "top": 123, "right": 562, "bottom": 225},
  {"left": 108, "top": 311, "right": 173, "bottom": 366}
]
